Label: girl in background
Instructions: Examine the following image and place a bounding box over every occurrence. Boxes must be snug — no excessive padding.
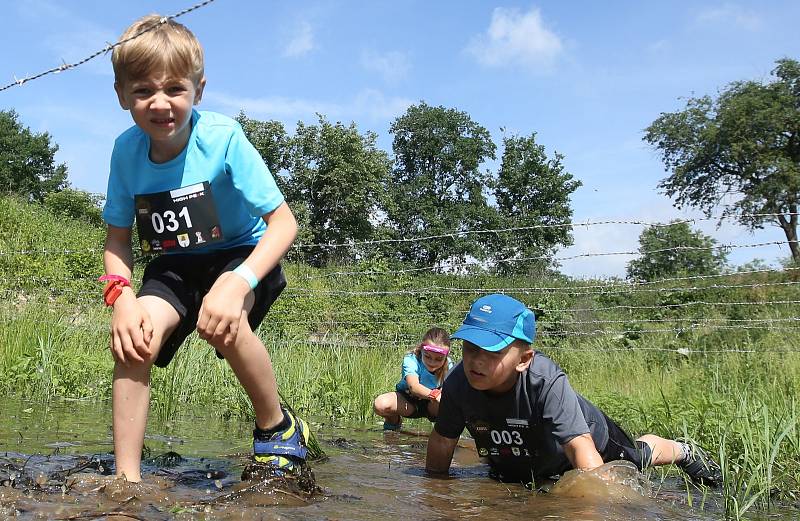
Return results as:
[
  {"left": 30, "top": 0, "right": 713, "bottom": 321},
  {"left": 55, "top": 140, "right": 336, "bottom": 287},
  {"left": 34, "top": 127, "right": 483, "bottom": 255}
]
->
[{"left": 373, "top": 327, "right": 454, "bottom": 430}]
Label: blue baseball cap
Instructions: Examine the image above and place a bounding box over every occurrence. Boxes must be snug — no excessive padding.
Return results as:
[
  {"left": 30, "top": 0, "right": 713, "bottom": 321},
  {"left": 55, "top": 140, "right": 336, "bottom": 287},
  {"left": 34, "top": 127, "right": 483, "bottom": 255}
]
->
[{"left": 451, "top": 294, "right": 536, "bottom": 352}]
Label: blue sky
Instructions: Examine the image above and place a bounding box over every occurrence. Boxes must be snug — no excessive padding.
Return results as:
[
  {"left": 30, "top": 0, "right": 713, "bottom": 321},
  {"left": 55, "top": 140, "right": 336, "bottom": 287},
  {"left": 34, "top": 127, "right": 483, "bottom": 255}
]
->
[{"left": 2, "top": 1, "right": 798, "bottom": 277}]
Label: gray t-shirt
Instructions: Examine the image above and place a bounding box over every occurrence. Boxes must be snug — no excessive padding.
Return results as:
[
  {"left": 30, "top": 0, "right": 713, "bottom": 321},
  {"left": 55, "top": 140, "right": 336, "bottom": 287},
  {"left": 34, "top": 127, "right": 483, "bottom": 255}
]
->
[{"left": 434, "top": 352, "right": 609, "bottom": 482}]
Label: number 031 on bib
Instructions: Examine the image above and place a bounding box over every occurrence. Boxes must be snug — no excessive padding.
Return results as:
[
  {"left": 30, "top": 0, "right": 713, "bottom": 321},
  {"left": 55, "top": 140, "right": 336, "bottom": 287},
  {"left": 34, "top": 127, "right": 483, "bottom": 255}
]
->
[{"left": 134, "top": 182, "right": 224, "bottom": 254}]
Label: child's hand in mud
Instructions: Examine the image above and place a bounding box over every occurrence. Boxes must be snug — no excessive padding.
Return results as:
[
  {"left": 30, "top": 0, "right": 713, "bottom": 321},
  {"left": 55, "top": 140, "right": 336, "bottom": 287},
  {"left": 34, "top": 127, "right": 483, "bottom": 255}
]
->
[
  {"left": 196, "top": 271, "right": 251, "bottom": 347},
  {"left": 110, "top": 289, "right": 152, "bottom": 364}
]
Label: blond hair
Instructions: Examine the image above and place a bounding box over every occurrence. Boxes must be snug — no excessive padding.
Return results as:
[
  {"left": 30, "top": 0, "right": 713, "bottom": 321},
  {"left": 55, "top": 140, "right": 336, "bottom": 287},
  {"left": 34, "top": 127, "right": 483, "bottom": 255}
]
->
[
  {"left": 112, "top": 14, "right": 204, "bottom": 86},
  {"left": 411, "top": 327, "right": 451, "bottom": 385}
]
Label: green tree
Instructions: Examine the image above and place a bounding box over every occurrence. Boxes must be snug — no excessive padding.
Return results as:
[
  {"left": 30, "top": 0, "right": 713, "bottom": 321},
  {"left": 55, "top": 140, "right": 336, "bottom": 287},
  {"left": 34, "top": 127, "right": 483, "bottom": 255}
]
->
[
  {"left": 235, "top": 111, "right": 291, "bottom": 191},
  {"left": 287, "top": 115, "right": 391, "bottom": 266},
  {"left": 235, "top": 112, "right": 313, "bottom": 258},
  {"left": 386, "top": 102, "right": 496, "bottom": 267},
  {"left": 491, "top": 132, "right": 581, "bottom": 275},
  {"left": 0, "top": 109, "right": 68, "bottom": 201},
  {"left": 626, "top": 221, "right": 728, "bottom": 281},
  {"left": 43, "top": 188, "right": 104, "bottom": 226},
  {"left": 644, "top": 58, "right": 800, "bottom": 263}
]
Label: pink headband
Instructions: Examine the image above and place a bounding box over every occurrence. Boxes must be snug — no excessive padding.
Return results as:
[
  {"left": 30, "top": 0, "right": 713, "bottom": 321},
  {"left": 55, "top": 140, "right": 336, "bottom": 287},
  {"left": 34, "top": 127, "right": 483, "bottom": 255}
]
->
[{"left": 422, "top": 343, "right": 449, "bottom": 355}]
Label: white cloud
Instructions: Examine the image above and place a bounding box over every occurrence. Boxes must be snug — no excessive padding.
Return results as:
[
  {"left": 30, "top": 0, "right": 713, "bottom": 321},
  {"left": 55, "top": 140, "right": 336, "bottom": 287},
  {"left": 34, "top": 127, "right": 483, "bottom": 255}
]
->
[
  {"left": 360, "top": 50, "right": 411, "bottom": 83},
  {"left": 204, "top": 88, "right": 414, "bottom": 124},
  {"left": 283, "top": 21, "right": 314, "bottom": 57},
  {"left": 467, "top": 6, "right": 563, "bottom": 70},
  {"left": 694, "top": 4, "right": 763, "bottom": 31}
]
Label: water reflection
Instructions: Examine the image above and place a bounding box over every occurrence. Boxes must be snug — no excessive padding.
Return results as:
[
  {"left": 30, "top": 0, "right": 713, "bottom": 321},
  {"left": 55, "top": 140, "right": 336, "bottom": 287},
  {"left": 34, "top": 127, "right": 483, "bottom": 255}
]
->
[{"left": 0, "top": 398, "right": 793, "bottom": 520}]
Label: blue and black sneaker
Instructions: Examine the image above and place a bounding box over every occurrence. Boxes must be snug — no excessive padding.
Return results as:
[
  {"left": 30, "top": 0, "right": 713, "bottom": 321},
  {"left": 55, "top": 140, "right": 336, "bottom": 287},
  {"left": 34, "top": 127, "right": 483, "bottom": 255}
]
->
[
  {"left": 677, "top": 442, "right": 723, "bottom": 487},
  {"left": 382, "top": 420, "right": 402, "bottom": 431},
  {"left": 253, "top": 409, "right": 310, "bottom": 474}
]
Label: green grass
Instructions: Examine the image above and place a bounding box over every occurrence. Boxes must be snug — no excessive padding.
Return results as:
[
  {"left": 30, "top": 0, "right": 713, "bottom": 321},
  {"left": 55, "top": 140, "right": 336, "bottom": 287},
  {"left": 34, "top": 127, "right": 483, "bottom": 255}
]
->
[
  {"left": 2, "top": 194, "right": 800, "bottom": 518},
  {"left": 2, "top": 300, "right": 798, "bottom": 517}
]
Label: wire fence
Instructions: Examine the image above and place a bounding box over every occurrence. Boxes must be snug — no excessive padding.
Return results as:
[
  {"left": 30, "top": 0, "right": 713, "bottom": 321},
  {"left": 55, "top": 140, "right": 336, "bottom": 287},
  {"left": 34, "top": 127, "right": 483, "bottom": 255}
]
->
[
  {"left": 2, "top": 216, "right": 799, "bottom": 354},
  {"left": 0, "top": 0, "right": 218, "bottom": 93}
]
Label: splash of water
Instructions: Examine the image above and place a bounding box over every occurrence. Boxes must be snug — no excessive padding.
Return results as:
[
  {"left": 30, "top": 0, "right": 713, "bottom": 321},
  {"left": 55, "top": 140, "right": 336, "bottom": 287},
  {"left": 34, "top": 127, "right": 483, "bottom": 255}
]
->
[{"left": 548, "top": 461, "right": 652, "bottom": 503}]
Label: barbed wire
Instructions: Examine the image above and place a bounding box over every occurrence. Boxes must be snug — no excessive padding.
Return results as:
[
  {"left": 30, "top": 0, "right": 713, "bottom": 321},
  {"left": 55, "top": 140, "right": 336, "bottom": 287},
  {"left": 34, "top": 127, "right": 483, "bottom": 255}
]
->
[
  {"left": 255, "top": 316, "right": 800, "bottom": 326},
  {"left": 265, "top": 338, "right": 800, "bottom": 354},
  {"left": 297, "top": 262, "right": 799, "bottom": 283},
  {"left": 1, "top": 227, "right": 795, "bottom": 262},
  {"left": 295, "top": 241, "right": 796, "bottom": 279},
  {"left": 276, "top": 279, "right": 800, "bottom": 296},
  {"left": 287, "top": 324, "right": 800, "bottom": 338},
  {"left": 15, "top": 316, "right": 800, "bottom": 343},
  {"left": 2, "top": 291, "right": 796, "bottom": 328},
  {"left": 14, "top": 307, "right": 800, "bottom": 339},
  {"left": 285, "top": 212, "right": 800, "bottom": 251},
  {"left": 1, "top": 260, "right": 797, "bottom": 294},
  {"left": 4, "top": 306, "right": 797, "bottom": 352},
  {"left": 3, "top": 290, "right": 798, "bottom": 321},
  {"left": 0, "top": 0, "right": 217, "bottom": 93},
  {"left": 2, "top": 240, "right": 793, "bottom": 288},
  {"left": 332, "top": 298, "right": 800, "bottom": 316},
  {"left": 2, "top": 264, "right": 797, "bottom": 292},
  {"left": 282, "top": 340, "right": 800, "bottom": 354},
  {"left": 0, "top": 248, "right": 104, "bottom": 257},
  {"left": 2, "top": 277, "right": 798, "bottom": 298}
]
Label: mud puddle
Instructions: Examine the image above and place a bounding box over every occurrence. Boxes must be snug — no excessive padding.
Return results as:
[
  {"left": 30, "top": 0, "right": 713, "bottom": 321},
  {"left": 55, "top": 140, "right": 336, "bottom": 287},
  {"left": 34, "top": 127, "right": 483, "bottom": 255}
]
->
[{"left": 1, "top": 398, "right": 795, "bottom": 520}]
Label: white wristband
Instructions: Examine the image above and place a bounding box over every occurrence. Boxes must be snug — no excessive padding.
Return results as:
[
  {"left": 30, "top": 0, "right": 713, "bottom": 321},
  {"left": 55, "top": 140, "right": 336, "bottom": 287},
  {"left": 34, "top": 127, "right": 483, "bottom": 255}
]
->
[{"left": 232, "top": 264, "right": 259, "bottom": 290}]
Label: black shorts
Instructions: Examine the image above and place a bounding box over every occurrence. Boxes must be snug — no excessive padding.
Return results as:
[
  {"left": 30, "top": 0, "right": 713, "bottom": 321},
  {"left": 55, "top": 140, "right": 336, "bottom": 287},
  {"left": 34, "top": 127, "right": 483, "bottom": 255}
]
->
[
  {"left": 138, "top": 246, "right": 286, "bottom": 368},
  {"left": 599, "top": 413, "right": 652, "bottom": 470},
  {"left": 398, "top": 391, "right": 435, "bottom": 421}
]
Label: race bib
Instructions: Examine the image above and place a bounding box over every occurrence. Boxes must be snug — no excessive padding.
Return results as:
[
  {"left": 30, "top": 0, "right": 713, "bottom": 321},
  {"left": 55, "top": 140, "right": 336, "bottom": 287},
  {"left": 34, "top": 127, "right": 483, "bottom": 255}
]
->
[
  {"left": 471, "top": 418, "right": 533, "bottom": 460},
  {"left": 135, "top": 182, "right": 223, "bottom": 254}
]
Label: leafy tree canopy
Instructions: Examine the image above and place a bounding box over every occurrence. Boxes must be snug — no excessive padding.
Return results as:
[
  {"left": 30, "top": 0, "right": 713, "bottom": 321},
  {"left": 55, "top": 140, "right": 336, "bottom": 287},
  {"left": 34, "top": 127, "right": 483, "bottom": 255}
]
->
[
  {"left": 626, "top": 221, "right": 728, "bottom": 281},
  {"left": 491, "top": 132, "right": 581, "bottom": 275},
  {"left": 236, "top": 111, "right": 313, "bottom": 256},
  {"left": 236, "top": 112, "right": 291, "bottom": 191},
  {"left": 43, "top": 189, "right": 104, "bottom": 226},
  {"left": 386, "top": 101, "right": 496, "bottom": 268},
  {"left": 287, "top": 115, "right": 391, "bottom": 266},
  {"left": 0, "top": 109, "right": 68, "bottom": 201},
  {"left": 644, "top": 58, "right": 800, "bottom": 262}
]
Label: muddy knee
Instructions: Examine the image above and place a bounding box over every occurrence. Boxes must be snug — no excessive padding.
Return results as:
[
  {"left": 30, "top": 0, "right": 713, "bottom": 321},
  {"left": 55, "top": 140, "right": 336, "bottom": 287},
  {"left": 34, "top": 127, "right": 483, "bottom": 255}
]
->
[{"left": 373, "top": 395, "right": 396, "bottom": 416}]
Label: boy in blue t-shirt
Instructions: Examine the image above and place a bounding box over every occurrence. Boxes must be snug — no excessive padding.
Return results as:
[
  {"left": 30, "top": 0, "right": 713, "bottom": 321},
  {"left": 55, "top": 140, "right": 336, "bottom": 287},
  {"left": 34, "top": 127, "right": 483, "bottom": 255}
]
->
[
  {"left": 426, "top": 294, "right": 723, "bottom": 488},
  {"left": 101, "top": 14, "right": 309, "bottom": 482}
]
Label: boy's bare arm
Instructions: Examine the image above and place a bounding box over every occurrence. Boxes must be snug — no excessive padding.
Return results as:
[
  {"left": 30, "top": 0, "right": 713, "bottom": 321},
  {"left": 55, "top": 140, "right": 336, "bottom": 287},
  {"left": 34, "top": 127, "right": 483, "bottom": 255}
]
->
[
  {"left": 104, "top": 225, "right": 152, "bottom": 363},
  {"left": 245, "top": 201, "right": 298, "bottom": 279},
  {"left": 426, "top": 430, "right": 458, "bottom": 475},
  {"left": 104, "top": 225, "right": 134, "bottom": 280},
  {"left": 197, "top": 202, "right": 298, "bottom": 345},
  {"left": 562, "top": 433, "right": 604, "bottom": 471}
]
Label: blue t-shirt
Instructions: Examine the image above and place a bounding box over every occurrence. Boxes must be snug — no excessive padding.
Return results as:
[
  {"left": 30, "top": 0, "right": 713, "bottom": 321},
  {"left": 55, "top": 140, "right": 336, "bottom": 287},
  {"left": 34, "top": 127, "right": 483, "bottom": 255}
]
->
[
  {"left": 395, "top": 352, "right": 454, "bottom": 393},
  {"left": 102, "top": 110, "right": 284, "bottom": 251}
]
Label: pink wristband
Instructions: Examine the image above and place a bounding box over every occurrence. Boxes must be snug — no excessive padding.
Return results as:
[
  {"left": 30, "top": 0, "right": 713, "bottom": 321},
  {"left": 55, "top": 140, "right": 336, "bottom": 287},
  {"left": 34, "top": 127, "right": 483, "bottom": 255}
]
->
[{"left": 98, "top": 274, "right": 131, "bottom": 286}]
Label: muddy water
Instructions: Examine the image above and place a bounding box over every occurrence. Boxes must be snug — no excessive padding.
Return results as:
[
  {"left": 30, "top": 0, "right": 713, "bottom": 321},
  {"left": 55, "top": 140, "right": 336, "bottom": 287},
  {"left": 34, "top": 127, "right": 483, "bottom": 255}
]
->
[{"left": 0, "top": 398, "right": 791, "bottom": 520}]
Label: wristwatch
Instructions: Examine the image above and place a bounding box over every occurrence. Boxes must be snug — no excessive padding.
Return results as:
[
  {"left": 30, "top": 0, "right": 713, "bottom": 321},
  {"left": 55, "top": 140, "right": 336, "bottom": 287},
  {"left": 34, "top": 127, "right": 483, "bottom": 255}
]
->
[{"left": 99, "top": 275, "right": 131, "bottom": 307}]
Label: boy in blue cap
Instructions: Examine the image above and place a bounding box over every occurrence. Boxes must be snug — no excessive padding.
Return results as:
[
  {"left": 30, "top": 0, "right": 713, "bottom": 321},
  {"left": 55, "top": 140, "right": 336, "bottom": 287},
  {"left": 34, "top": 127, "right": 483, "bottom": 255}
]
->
[{"left": 426, "top": 294, "right": 722, "bottom": 487}]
